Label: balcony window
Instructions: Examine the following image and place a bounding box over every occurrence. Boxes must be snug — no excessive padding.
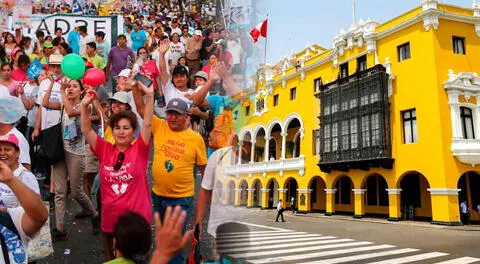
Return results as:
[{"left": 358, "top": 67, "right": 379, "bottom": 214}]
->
[
  {"left": 453, "top": 36, "right": 465, "bottom": 55},
  {"left": 357, "top": 55, "right": 367, "bottom": 72},
  {"left": 341, "top": 101, "right": 349, "bottom": 111},
  {"left": 341, "top": 120, "right": 349, "bottom": 150},
  {"left": 361, "top": 115, "right": 370, "bottom": 147},
  {"left": 349, "top": 99, "right": 357, "bottom": 109},
  {"left": 314, "top": 77, "right": 322, "bottom": 92},
  {"left": 324, "top": 105, "right": 330, "bottom": 116},
  {"left": 402, "top": 109, "right": 417, "bottom": 143},
  {"left": 397, "top": 42, "right": 411, "bottom": 62},
  {"left": 313, "top": 129, "right": 321, "bottom": 155},
  {"left": 290, "top": 87, "right": 297, "bottom": 100},
  {"left": 331, "top": 104, "right": 338, "bottom": 114},
  {"left": 370, "top": 92, "right": 379, "bottom": 103},
  {"left": 371, "top": 113, "right": 380, "bottom": 146},
  {"left": 340, "top": 63, "right": 349, "bottom": 78},
  {"left": 460, "top": 107, "right": 475, "bottom": 139},
  {"left": 324, "top": 124, "right": 331, "bottom": 152},
  {"left": 360, "top": 95, "right": 369, "bottom": 106},
  {"left": 350, "top": 118, "right": 358, "bottom": 149},
  {"left": 332, "top": 123, "right": 338, "bottom": 151},
  {"left": 273, "top": 94, "right": 279, "bottom": 106}
]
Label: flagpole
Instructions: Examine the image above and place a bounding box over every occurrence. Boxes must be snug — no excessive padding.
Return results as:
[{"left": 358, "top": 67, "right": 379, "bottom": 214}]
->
[
  {"left": 264, "top": 14, "right": 268, "bottom": 67},
  {"left": 353, "top": 0, "right": 356, "bottom": 24}
]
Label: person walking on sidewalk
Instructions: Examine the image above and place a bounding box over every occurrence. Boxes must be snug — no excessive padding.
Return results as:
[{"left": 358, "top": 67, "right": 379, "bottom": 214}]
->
[
  {"left": 291, "top": 196, "right": 296, "bottom": 215},
  {"left": 460, "top": 200, "right": 469, "bottom": 225},
  {"left": 276, "top": 199, "right": 285, "bottom": 222}
]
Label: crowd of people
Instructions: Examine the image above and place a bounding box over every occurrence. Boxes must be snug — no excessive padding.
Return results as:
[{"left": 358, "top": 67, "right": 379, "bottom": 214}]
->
[{"left": 0, "top": 0, "right": 257, "bottom": 263}]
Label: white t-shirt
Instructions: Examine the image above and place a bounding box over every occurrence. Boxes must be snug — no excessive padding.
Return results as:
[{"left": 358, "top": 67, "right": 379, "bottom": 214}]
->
[
  {"left": 0, "top": 164, "right": 40, "bottom": 209},
  {"left": 171, "top": 27, "right": 182, "bottom": 36},
  {"left": 163, "top": 81, "right": 193, "bottom": 105},
  {"left": 152, "top": 50, "right": 172, "bottom": 74},
  {"left": 0, "top": 85, "right": 9, "bottom": 97},
  {"left": 201, "top": 147, "right": 249, "bottom": 237},
  {"left": 22, "top": 82, "right": 39, "bottom": 128},
  {"left": 79, "top": 34, "right": 95, "bottom": 56},
  {"left": 36, "top": 79, "right": 62, "bottom": 130},
  {"left": 169, "top": 41, "right": 185, "bottom": 66},
  {"left": 1, "top": 207, "right": 30, "bottom": 263},
  {"left": 5, "top": 128, "right": 30, "bottom": 166}
]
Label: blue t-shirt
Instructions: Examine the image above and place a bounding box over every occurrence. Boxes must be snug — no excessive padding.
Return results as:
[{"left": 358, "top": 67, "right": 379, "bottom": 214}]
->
[
  {"left": 207, "top": 95, "right": 233, "bottom": 118},
  {"left": 67, "top": 31, "right": 80, "bottom": 54},
  {"left": 130, "top": 30, "right": 147, "bottom": 52}
]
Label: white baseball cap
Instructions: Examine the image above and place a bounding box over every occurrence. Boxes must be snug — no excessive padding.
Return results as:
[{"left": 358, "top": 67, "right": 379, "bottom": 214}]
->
[
  {"left": 116, "top": 69, "right": 131, "bottom": 78},
  {"left": 193, "top": 30, "right": 202, "bottom": 37}
]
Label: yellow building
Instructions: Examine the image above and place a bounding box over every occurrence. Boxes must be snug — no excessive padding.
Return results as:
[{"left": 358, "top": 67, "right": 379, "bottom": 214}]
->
[{"left": 219, "top": 0, "right": 480, "bottom": 226}]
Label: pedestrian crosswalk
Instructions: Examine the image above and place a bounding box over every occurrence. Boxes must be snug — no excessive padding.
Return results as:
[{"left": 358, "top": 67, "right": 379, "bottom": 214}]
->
[{"left": 215, "top": 229, "right": 480, "bottom": 264}]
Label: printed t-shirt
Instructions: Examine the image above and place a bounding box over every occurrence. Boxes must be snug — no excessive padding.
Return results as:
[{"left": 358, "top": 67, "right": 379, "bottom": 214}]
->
[
  {"left": 130, "top": 30, "right": 147, "bottom": 52},
  {"left": 36, "top": 79, "right": 62, "bottom": 130},
  {"left": 139, "top": 60, "right": 160, "bottom": 90},
  {"left": 0, "top": 164, "right": 39, "bottom": 209},
  {"left": 0, "top": 207, "right": 30, "bottom": 263},
  {"left": 162, "top": 81, "right": 194, "bottom": 105},
  {"left": 169, "top": 42, "right": 185, "bottom": 66},
  {"left": 83, "top": 54, "right": 105, "bottom": 69},
  {"left": 151, "top": 117, "right": 207, "bottom": 198},
  {"left": 92, "top": 134, "right": 152, "bottom": 233},
  {"left": 61, "top": 104, "right": 85, "bottom": 156}
]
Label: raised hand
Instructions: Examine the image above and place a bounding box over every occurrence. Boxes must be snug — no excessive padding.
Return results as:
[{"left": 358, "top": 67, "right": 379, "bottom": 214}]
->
[
  {"left": 158, "top": 39, "right": 170, "bottom": 55},
  {"left": 214, "top": 61, "right": 229, "bottom": 78},
  {"left": 0, "top": 161, "right": 14, "bottom": 184},
  {"left": 81, "top": 90, "right": 96, "bottom": 106}
]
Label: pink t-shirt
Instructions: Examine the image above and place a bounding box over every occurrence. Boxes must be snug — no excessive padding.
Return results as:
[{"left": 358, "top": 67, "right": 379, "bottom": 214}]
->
[
  {"left": 10, "top": 69, "right": 27, "bottom": 83},
  {"left": 140, "top": 60, "right": 160, "bottom": 90},
  {"left": 92, "top": 134, "right": 152, "bottom": 233}
]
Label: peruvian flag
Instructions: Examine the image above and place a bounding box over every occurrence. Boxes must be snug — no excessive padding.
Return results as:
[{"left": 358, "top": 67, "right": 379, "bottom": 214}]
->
[{"left": 250, "top": 18, "right": 268, "bottom": 43}]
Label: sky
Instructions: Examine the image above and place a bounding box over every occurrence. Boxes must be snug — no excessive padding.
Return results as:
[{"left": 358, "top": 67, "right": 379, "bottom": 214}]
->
[{"left": 257, "top": 0, "right": 474, "bottom": 64}]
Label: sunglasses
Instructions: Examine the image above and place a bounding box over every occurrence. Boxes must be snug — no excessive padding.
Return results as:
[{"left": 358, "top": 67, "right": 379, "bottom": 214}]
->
[{"left": 113, "top": 152, "right": 125, "bottom": 171}]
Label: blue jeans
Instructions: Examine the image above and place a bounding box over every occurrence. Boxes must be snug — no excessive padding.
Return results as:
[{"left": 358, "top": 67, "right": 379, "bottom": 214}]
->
[{"left": 151, "top": 193, "right": 194, "bottom": 264}]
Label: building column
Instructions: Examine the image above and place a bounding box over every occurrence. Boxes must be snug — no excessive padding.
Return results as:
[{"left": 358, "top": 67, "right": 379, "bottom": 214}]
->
[
  {"left": 247, "top": 188, "right": 255, "bottom": 208},
  {"left": 234, "top": 188, "right": 242, "bottom": 206},
  {"left": 475, "top": 100, "right": 480, "bottom": 139},
  {"left": 386, "top": 189, "right": 402, "bottom": 221},
  {"left": 297, "top": 189, "right": 312, "bottom": 213},
  {"left": 447, "top": 91, "right": 462, "bottom": 139},
  {"left": 261, "top": 188, "right": 270, "bottom": 209},
  {"left": 278, "top": 188, "right": 287, "bottom": 205},
  {"left": 222, "top": 189, "right": 229, "bottom": 205},
  {"left": 237, "top": 140, "right": 243, "bottom": 165},
  {"left": 428, "top": 188, "right": 462, "bottom": 226},
  {"left": 352, "top": 189, "right": 367, "bottom": 218},
  {"left": 281, "top": 132, "right": 287, "bottom": 160},
  {"left": 250, "top": 139, "right": 256, "bottom": 163},
  {"left": 264, "top": 136, "right": 270, "bottom": 162},
  {"left": 324, "top": 189, "right": 337, "bottom": 216}
]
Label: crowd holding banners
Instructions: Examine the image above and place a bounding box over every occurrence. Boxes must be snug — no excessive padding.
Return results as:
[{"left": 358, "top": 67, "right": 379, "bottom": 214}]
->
[{"left": 0, "top": 0, "right": 269, "bottom": 262}]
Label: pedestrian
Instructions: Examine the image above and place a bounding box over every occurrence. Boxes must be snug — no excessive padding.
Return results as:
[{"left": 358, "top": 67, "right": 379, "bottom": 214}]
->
[
  {"left": 106, "top": 35, "right": 135, "bottom": 94},
  {"left": 291, "top": 195, "right": 296, "bottom": 215},
  {"left": 81, "top": 81, "right": 154, "bottom": 261},
  {"left": 78, "top": 26, "right": 95, "bottom": 56},
  {"left": 185, "top": 30, "right": 202, "bottom": 74},
  {"left": 130, "top": 21, "right": 148, "bottom": 52},
  {"left": 460, "top": 200, "right": 469, "bottom": 225},
  {"left": 276, "top": 199, "right": 285, "bottom": 222}
]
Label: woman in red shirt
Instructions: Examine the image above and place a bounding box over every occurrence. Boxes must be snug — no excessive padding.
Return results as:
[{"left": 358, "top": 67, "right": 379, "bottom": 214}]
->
[{"left": 80, "top": 81, "right": 154, "bottom": 261}]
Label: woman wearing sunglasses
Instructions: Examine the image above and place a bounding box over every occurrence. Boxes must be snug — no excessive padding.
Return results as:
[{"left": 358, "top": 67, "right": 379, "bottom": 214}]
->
[{"left": 80, "top": 81, "right": 154, "bottom": 262}]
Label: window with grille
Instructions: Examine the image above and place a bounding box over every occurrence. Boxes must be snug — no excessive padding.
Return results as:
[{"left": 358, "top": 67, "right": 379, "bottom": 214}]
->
[
  {"left": 290, "top": 87, "right": 297, "bottom": 100},
  {"left": 314, "top": 77, "right": 322, "bottom": 92},
  {"left": 370, "top": 92, "right": 379, "bottom": 103},
  {"left": 324, "top": 105, "right": 330, "bottom": 116},
  {"left": 361, "top": 115, "right": 371, "bottom": 147},
  {"left": 402, "top": 109, "right": 417, "bottom": 143},
  {"left": 324, "top": 124, "right": 331, "bottom": 152},
  {"left": 273, "top": 94, "right": 279, "bottom": 106},
  {"left": 350, "top": 118, "right": 358, "bottom": 148},
  {"left": 357, "top": 55, "right": 367, "bottom": 72},
  {"left": 397, "top": 42, "right": 411, "bottom": 62},
  {"left": 341, "top": 120, "right": 349, "bottom": 150},
  {"left": 360, "top": 95, "right": 369, "bottom": 106},
  {"left": 313, "top": 129, "right": 321, "bottom": 155},
  {"left": 332, "top": 123, "right": 338, "bottom": 151},
  {"left": 460, "top": 107, "right": 475, "bottom": 139},
  {"left": 453, "top": 36, "right": 465, "bottom": 55},
  {"left": 341, "top": 101, "right": 349, "bottom": 111},
  {"left": 349, "top": 99, "right": 357, "bottom": 109},
  {"left": 340, "top": 63, "right": 349, "bottom": 78},
  {"left": 331, "top": 104, "right": 338, "bottom": 114},
  {"left": 371, "top": 113, "right": 380, "bottom": 146},
  {"left": 335, "top": 178, "right": 351, "bottom": 205}
]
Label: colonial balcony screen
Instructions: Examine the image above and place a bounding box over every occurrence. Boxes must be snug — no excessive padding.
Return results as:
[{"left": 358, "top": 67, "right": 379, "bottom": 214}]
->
[{"left": 317, "top": 65, "right": 394, "bottom": 172}]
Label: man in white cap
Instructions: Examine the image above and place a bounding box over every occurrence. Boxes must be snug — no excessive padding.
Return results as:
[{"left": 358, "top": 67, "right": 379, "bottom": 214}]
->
[{"left": 185, "top": 30, "right": 203, "bottom": 73}]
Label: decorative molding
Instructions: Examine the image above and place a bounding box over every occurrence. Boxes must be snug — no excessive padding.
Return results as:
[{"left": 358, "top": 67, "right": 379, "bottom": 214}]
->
[
  {"left": 261, "top": 188, "right": 270, "bottom": 193},
  {"left": 247, "top": 188, "right": 256, "bottom": 192},
  {"left": 386, "top": 189, "right": 402, "bottom": 194},
  {"left": 278, "top": 188, "right": 288, "bottom": 193},
  {"left": 324, "top": 188, "right": 337, "bottom": 194},
  {"left": 422, "top": 0, "right": 438, "bottom": 11},
  {"left": 234, "top": 188, "right": 242, "bottom": 192},
  {"left": 427, "top": 188, "right": 461, "bottom": 195},
  {"left": 423, "top": 13, "right": 439, "bottom": 31},
  {"left": 352, "top": 189, "right": 367, "bottom": 194},
  {"left": 225, "top": 156, "right": 305, "bottom": 177},
  {"left": 297, "top": 189, "right": 313, "bottom": 194},
  {"left": 384, "top": 57, "right": 396, "bottom": 97}
]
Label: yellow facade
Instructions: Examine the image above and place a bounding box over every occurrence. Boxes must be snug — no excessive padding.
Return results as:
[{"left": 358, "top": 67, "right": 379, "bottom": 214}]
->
[{"left": 220, "top": 1, "right": 480, "bottom": 225}]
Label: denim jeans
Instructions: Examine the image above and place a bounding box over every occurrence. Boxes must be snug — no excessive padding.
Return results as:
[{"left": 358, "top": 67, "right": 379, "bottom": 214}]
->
[{"left": 151, "top": 193, "right": 194, "bottom": 264}]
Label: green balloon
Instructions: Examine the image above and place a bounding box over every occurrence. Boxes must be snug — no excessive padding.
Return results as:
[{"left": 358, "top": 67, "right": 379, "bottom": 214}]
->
[{"left": 61, "top": 54, "right": 85, "bottom": 80}]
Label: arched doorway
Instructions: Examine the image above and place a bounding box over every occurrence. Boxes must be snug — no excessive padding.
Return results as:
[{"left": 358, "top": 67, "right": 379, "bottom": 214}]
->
[
  {"left": 267, "top": 123, "right": 282, "bottom": 160},
  {"left": 285, "top": 118, "right": 302, "bottom": 159},
  {"left": 267, "top": 178, "right": 279, "bottom": 208},
  {"left": 252, "top": 179, "right": 262, "bottom": 207},
  {"left": 293, "top": 131, "right": 301, "bottom": 158},
  {"left": 268, "top": 138, "right": 277, "bottom": 160},
  {"left": 240, "top": 132, "right": 252, "bottom": 164},
  {"left": 399, "top": 172, "right": 432, "bottom": 221},
  {"left": 227, "top": 181, "right": 235, "bottom": 205},
  {"left": 334, "top": 176, "right": 354, "bottom": 214},
  {"left": 458, "top": 171, "right": 480, "bottom": 223},
  {"left": 284, "top": 177, "right": 298, "bottom": 209},
  {"left": 363, "top": 174, "right": 389, "bottom": 216},
  {"left": 254, "top": 128, "right": 266, "bottom": 162},
  {"left": 239, "top": 180, "right": 248, "bottom": 206},
  {"left": 309, "top": 176, "right": 326, "bottom": 212}
]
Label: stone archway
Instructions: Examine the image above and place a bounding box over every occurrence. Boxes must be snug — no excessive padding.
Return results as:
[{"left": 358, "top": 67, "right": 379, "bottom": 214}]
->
[
  {"left": 267, "top": 178, "right": 279, "bottom": 208},
  {"left": 309, "top": 176, "right": 326, "bottom": 212},
  {"left": 284, "top": 177, "right": 298, "bottom": 209},
  {"left": 458, "top": 171, "right": 480, "bottom": 223},
  {"left": 399, "top": 172, "right": 432, "bottom": 221},
  {"left": 363, "top": 174, "right": 389, "bottom": 216},
  {"left": 252, "top": 179, "right": 262, "bottom": 207},
  {"left": 239, "top": 180, "right": 248, "bottom": 206},
  {"left": 333, "top": 176, "right": 354, "bottom": 214}
]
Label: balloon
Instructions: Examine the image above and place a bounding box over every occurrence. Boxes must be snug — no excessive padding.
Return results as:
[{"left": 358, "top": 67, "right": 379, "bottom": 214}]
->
[
  {"left": 82, "top": 68, "right": 106, "bottom": 87},
  {"left": 61, "top": 54, "right": 85, "bottom": 80},
  {"left": 0, "top": 96, "right": 27, "bottom": 124}
]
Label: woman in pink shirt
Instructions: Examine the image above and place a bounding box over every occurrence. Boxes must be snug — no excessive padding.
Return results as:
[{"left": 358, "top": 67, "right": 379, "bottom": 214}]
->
[
  {"left": 0, "top": 63, "right": 19, "bottom": 95},
  {"left": 133, "top": 47, "right": 160, "bottom": 91},
  {"left": 80, "top": 81, "right": 154, "bottom": 262}
]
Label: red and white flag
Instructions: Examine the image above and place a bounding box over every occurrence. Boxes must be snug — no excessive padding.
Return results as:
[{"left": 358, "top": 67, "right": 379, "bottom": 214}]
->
[{"left": 250, "top": 18, "right": 268, "bottom": 43}]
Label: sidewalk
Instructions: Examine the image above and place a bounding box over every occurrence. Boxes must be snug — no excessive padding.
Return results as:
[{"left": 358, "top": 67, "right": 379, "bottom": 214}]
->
[{"left": 240, "top": 207, "right": 480, "bottom": 232}]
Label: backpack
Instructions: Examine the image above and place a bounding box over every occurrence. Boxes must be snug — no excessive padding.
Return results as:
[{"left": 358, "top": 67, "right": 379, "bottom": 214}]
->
[{"left": 208, "top": 107, "right": 234, "bottom": 150}]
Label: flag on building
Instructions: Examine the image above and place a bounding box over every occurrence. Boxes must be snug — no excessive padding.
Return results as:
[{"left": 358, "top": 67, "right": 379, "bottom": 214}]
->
[
  {"left": 72, "top": 0, "right": 83, "bottom": 13},
  {"left": 26, "top": 58, "right": 43, "bottom": 79},
  {"left": 250, "top": 18, "right": 268, "bottom": 43}
]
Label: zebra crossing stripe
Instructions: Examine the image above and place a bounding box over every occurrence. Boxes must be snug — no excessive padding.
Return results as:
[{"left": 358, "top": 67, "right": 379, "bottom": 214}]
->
[
  {"left": 233, "top": 221, "right": 289, "bottom": 231},
  {"left": 298, "top": 248, "right": 420, "bottom": 264},
  {"left": 217, "top": 236, "right": 337, "bottom": 249},
  {"left": 216, "top": 230, "right": 290, "bottom": 236},
  {"left": 230, "top": 241, "right": 374, "bottom": 259},
  {"left": 366, "top": 252, "right": 450, "bottom": 264},
  {"left": 216, "top": 233, "right": 320, "bottom": 243},
  {"left": 434, "top": 257, "right": 480, "bottom": 264},
  {"left": 216, "top": 231, "right": 306, "bottom": 239},
  {"left": 248, "top": 244, "right": 396, "bottom": 264},
  {"left": 219, "top": 238, "right": 354, "bottom": 254}
]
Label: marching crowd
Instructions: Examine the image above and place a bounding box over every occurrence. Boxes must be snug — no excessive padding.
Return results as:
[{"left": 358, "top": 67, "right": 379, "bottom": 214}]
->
[{"left": 0, "top": 0, "right": 255, "bottom": 263}]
